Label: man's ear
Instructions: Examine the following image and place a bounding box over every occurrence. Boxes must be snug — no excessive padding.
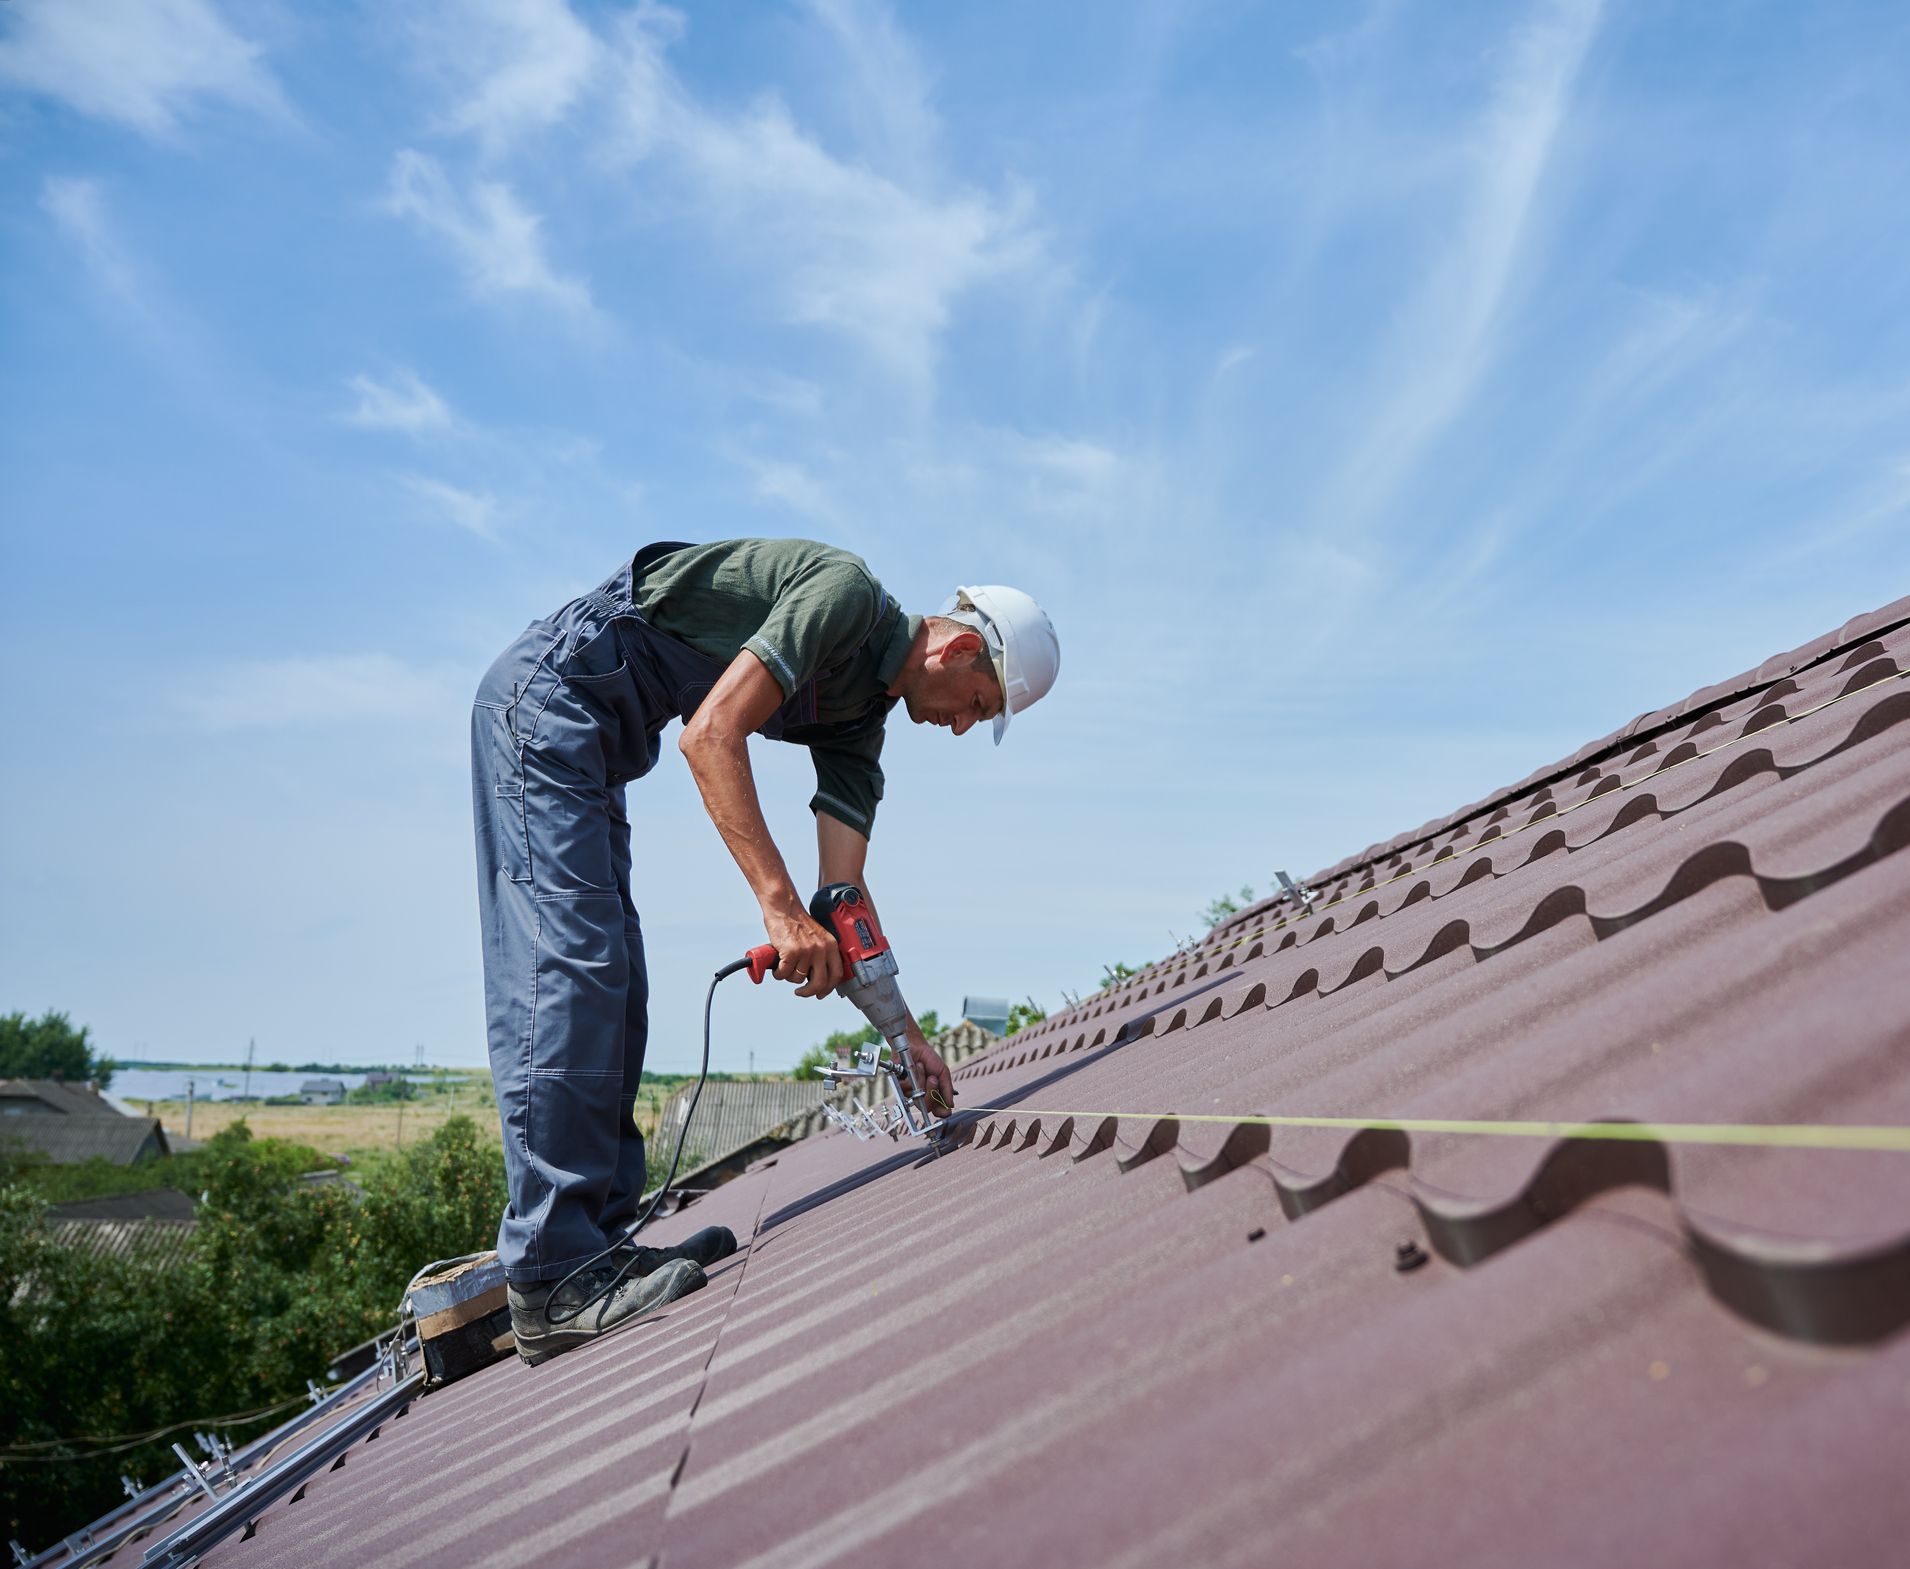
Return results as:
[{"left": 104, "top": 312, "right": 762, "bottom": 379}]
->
[{"left": 937, "top": 628, "right": 985, "bottom": 666}]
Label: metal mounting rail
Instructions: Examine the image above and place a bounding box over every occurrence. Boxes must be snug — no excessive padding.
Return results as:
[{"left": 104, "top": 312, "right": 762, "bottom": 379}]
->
[
  {"left": 139, "top": 1370, "right": 424, "bottom": 1569},
  {"left": 17, "top": 1347, "right": 407, "bottom": 1569},
  {"left": 16, "top": 1468, "right": 191, "bottom": 1569}
]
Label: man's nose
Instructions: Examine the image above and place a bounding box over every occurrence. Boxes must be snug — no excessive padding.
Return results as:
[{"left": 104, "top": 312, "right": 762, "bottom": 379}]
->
[{"left": 950, "top": 713, "right": 974, "bottom": 736}]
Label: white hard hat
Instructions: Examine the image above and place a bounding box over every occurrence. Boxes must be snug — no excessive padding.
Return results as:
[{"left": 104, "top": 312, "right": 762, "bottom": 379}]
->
[{"left": 939, "top": 584, "right": 1059, "bottom": 744}]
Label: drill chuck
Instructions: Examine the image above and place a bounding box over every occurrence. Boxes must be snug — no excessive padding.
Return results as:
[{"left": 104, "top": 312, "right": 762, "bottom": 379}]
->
[{"left": 843, "top": 954, "right": 911, "bottom": 1049}]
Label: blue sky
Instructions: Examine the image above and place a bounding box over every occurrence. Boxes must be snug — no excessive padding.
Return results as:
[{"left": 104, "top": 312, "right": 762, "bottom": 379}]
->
[{"left": 3, "top": 0, "right": 1907, "bottom": 1074}]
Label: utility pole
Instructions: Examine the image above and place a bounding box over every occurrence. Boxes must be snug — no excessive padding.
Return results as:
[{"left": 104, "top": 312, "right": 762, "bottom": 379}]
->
[
  {"left": 184, "top": 1079, "right": 196, "bottom": 1141},
  {"left": 242, "top": 1038, "right": 255, "bottom": 1103}
]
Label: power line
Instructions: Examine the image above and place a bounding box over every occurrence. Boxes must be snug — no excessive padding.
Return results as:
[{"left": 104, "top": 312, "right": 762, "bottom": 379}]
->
[{"left": 0, "top": 1396, "right": 308, "bottom": 1462}]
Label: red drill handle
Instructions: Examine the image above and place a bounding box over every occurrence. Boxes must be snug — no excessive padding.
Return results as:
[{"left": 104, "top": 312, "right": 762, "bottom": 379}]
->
[{"left": 745, "top": 944, "right": 779, "bottom": 984}]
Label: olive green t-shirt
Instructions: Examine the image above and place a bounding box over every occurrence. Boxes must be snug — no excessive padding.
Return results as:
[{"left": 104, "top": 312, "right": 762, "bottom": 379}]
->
[{"left": 631, "top": 538, "right": 921, "bottom": 837}]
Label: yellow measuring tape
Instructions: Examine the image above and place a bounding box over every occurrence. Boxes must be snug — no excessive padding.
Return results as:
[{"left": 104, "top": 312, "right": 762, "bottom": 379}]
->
[
  {"left": 959, "top": 1105, "right": 1910, "bottom": 1153},
  {"left": 982, "top": 656, "right": 1910, "bottom": 1159}
]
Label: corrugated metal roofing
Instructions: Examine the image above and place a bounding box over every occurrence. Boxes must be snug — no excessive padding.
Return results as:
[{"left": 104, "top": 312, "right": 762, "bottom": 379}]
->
[
  {"left": 0, "top": 1115, "right": 169, "bottom": 1166},
  {"left": 44, "top": 1189, "right": 198, "bottom": 1223},
  {"left": 43, "top": 1216, "right": 199, "bottom": 1271},
  {"left": 0, "top": 1080, "right": 121, "bottom": 1117},
  {"left": 87, "top": 595, "right": 1910, "bottom": 1566},
  {"left": 660, "top": 1081, "right": 834, "bottom": 1179}
]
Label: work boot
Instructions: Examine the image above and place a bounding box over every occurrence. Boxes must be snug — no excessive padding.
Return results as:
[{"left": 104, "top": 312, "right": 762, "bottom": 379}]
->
[
  {"left": 508, "top": 1256, "right": 706, "bottom": 1367},
  {"left": 608, "top": 1225, "right": 738, "bottom": 1279}
]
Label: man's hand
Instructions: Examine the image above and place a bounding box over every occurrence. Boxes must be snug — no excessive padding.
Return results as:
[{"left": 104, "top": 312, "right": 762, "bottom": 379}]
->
[
  {"left": 764, "top": 906, "right": 844, "bottom": 999},
  {"left": 906, "top": 1030, "right": 955, "bottom": 1113}
]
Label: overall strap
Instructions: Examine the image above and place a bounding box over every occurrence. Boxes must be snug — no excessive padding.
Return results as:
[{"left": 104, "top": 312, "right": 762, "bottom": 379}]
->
[{"left": 631, "top": 539, "right": 696, "bottom": 585}]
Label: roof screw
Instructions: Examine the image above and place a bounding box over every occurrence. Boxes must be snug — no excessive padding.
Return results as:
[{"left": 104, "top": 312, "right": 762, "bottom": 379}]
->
[
  {"left": 1247, "top": 1227, "right": 1266, "bottom": 1243},
  {"left": 1395, "top": 1240, "right": 1429, "bottom": 1273}
]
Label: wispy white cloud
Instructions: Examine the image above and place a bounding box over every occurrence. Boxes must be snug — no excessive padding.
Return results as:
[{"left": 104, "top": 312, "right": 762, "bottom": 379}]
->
[
  {"left": 391, "top": 1, "right": 1041, "bottom": 383},
  {"left": 801, "top": 0, "right": 940, "bottom": 183},
  {"left": 0, "top": 0, "right": 288, "bottom": 139},
  {"left": 745, "top": 457, "right": 844, "bottom": 528},
  {"left": 39, "top": 176, "right": 143, "bottom": 308},
  {"left": 1579, "top": 287, "right": 1753, "bottom": 413},
  {"left": 1319, "top": 0, "right": 1604, "bottom": 533},
  {"left": 416, "top": 0, "right": 601, "bottom": 154},
  {"left": 174, "top": 655, "right": 458, "bottom": 733},
  {"left": 344, "top": 369, "right": 456, "bottom": 436},
  {"left": 384, "top": 149, "right": 593, "bottom": 314},
  {"left": 1005, "top": 432, "right": 1126, "bottom": 508},
  {"left": 38, "top": 172, "right": 241, "bottom": 401},
  {"left": 739, "top": 370, "right": 825, "bottom": 418},
  {"left": 613, "top": 9, "right": 1042, "bottom": 386},
  {"left": 400, "top": 474, "right": 503, "bottom": 541}
]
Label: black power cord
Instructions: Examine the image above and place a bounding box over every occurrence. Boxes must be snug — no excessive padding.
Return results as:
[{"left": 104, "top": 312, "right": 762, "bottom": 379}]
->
[{"left": 543, "top": 956, "right": 746, "bottom": 1326}]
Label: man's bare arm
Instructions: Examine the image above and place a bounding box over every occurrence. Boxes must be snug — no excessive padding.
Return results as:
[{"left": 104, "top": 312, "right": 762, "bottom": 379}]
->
[{"left": 679, "top": 650, "right": 842, "bottom": 997}]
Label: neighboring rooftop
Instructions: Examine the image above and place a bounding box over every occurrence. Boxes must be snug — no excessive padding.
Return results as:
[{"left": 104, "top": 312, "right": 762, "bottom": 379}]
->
[
  {"left": 0, "top": 1079, "right": 119, "bottom": 1117},
  {"left": 43, "top": 1188, "right": 197, "bottom": 1223},
  {"left": 32, "top": 592, "right": 1910, "bottom": 1568},
  {"left": 656, "top": 1079, "right": 834, "bottom": 1185},
  {"left": 42, "top": 1214, "right": 199, "bottom": 1273},
  {"left": 0, "top": 1114, "right": 170, "bottom": 1167}
]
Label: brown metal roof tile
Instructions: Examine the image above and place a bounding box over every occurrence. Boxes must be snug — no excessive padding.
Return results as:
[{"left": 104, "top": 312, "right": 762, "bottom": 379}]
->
[{"left": 174, "top": 595, "right": 1910, "bottom": 1569}]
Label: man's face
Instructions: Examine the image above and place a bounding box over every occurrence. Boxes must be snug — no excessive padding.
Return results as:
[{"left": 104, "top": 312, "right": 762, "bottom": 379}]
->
[{"left": 905, "top": 648, "right": 1003, "bottom": 737}]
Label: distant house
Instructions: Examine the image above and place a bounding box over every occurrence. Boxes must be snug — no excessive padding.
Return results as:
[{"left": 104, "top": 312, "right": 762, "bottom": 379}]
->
[
  {"left": 43, "top": 1189, "right": 199, "bottom": 1270},
  {"left": 656, "top": 1080, "right": 834, "bottom": 1186},
  {"left": 300, "top": 1078, "right": 346, "bottom": 1105},
  {"left": 0, "top": 1078, "right": 117, "bottom": 1117},
  {"left": 0, "top": 1079, "right": 171, "bottom": 1166},
  {"left": 362, "top": 1072, "right": 395, "bottom": 1088}
]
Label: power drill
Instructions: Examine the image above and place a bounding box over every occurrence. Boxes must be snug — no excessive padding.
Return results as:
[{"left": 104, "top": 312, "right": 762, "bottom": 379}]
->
[{"left": 745, "top": 883, "right": 946, "bottom": 1141}]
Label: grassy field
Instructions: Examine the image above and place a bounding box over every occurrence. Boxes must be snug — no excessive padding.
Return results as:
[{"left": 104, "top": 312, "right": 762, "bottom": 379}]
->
[
  {"left": 131, "top": 1072, "right": 711, "bottom": 1160},
  {"left": 135, "top": 1074, "right": 503, "bottom": 1159}
]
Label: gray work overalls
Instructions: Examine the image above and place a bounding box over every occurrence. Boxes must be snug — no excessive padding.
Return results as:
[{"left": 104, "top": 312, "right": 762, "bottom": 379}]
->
[{"left": 470, "top": 544, "right": 899, "bottom": 1282}]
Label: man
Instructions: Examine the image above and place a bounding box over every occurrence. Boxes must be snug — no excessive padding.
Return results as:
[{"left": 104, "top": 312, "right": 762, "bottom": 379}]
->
[{"left": 471, "top": 538, "right": 1059, "bottom": 1364}]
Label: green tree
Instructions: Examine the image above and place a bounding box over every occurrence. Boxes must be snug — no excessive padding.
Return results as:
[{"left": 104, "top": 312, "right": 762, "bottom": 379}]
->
[
  {"left": 321, "top": 1117, "right": 507, "bottom": 1334},
  {"left": 1006, "top": 1000, "right": 1046, "bottom": 1035},
  {"left": 0, "top": 1116, "right": 509, "bottom": 1551},
  {"left": 0, "top": 1122, "right": 335, "bottom": 1548},
  {"left": 793, "top": 1024, "right": 878, "bottom": 1079},
  {"left": 790, "top": 1008, "right": 947, "bottom": 1078},
  {"left": 346, "top": 1077, "right": 417, "bottom": 1104},
  {"left": 1200, "top": 885, "right": 1257, "bottom": 929},
  {"left": 0, "top": 1010, "right": 116, "bottom": 1088}
]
